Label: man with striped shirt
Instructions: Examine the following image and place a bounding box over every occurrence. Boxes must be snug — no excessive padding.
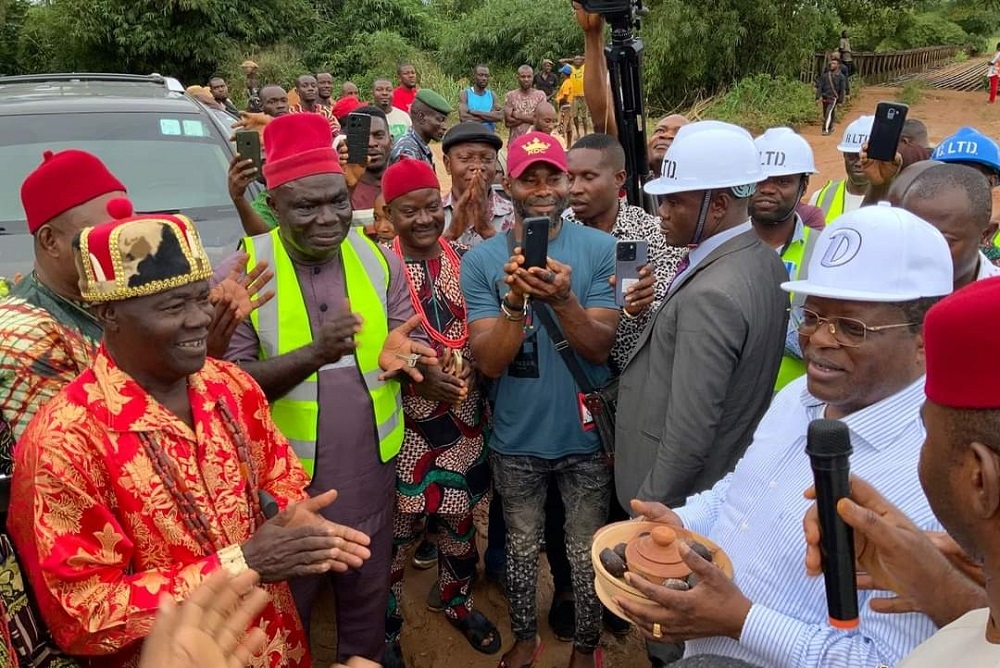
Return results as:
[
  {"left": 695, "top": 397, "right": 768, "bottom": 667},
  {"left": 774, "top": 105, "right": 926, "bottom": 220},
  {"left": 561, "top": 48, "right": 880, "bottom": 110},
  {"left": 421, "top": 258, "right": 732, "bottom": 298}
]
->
[{"left": 617, "top": 205, "right": 954, "bottom": 668}]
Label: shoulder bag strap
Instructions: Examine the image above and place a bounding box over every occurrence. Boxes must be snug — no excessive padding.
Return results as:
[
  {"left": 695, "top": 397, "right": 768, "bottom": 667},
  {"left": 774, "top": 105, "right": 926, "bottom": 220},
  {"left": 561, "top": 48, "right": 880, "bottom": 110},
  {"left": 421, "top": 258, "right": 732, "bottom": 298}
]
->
[{"left": 504, "top": 231, "right": 596, "bottom": 394}]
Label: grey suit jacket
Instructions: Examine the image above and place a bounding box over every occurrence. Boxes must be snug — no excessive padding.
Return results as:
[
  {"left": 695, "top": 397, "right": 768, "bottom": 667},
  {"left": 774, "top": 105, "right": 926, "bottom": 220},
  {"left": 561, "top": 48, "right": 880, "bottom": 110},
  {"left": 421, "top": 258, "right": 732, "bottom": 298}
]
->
[{"left": 615, "top": 229, "right": 789, "bottom": 510}]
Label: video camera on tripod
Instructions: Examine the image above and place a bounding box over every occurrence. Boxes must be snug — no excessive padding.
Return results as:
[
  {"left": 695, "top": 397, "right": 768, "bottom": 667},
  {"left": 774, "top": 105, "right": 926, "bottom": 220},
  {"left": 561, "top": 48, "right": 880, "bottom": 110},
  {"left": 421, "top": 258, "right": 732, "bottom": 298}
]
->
[
  {"left": 575, "top": 0, "right": 654, "bottom": 212},
  {"left": 577, "top": 0, "right": 645, "bottom": 27}
]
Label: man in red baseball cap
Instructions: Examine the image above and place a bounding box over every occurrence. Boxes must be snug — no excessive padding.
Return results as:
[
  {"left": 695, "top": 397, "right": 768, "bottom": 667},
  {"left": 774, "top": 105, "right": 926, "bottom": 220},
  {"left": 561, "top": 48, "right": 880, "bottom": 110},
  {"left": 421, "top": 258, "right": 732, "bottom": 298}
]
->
[
  {"left": 226, "top": 112, "right": 438, "bottom": 666},
  {"left": 0, "top": 151, "right": 271, "bottom": 465},
  {"left": 460, "top": 131, "right": 619, "bottom": 668}
]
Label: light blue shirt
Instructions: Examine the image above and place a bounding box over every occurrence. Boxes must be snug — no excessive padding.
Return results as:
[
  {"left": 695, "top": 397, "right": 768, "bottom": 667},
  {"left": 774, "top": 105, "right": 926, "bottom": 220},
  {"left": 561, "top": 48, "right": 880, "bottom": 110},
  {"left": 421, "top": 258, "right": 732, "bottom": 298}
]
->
[
  {"left": 676, "top": 375, "right": 939, "bottom": 667},
  {"left": 669, "top": 221, "right": 752, "bottom": 294}
]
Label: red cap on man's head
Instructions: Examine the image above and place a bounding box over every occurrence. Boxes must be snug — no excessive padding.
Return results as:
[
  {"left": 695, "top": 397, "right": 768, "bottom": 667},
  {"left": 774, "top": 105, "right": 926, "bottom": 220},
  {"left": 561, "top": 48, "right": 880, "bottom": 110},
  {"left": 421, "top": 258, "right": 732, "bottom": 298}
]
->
[
  {"left": 20, "top": 150, "right": 126, "bottom": 234},
  {"left": 925, "top": 276, "right": 1000, "bottom": 409},
  {"left": 507, "top": 131, "right": 567, "bottom": 179},
  {"left": 262, "top": 113, "right": 342, "bottom": 189},
  {"left": 381, "top": 157, "right": 440, "bottom": 205}
]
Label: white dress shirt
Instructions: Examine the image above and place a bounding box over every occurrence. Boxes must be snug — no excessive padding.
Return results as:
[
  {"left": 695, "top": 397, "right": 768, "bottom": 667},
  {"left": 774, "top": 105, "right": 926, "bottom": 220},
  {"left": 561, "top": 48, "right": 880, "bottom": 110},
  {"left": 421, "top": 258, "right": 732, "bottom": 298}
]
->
[{"left": 676, "top": 375, "right": 940, "bottom": 667}]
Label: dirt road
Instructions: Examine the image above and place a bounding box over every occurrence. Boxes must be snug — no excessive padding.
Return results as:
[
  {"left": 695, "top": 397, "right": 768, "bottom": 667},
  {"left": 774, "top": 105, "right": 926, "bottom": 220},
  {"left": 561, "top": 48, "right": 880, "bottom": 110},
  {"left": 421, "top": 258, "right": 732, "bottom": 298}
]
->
[{"left": 312, "top": 85, "right": 998, "bottom": 668}]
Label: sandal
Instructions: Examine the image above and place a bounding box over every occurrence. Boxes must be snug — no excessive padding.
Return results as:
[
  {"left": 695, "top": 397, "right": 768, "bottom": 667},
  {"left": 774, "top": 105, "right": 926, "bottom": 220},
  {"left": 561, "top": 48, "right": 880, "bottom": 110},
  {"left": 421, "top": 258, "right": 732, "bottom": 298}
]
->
[
  {"left": 452, "top": 610, "right": 502, "bottom": 655},
  {"left": 498, "top": 637, "right": 544, "bottom": 668},
  {"left": 568, "top": 648, "right": 603, "bottom": 668}
]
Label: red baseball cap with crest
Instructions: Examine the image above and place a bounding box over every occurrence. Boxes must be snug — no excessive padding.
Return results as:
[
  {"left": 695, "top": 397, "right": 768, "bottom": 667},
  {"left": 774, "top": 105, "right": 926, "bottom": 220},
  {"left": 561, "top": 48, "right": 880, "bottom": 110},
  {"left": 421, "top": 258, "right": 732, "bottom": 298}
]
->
[{"left": 507, "top": 131, "right": 567, "bottom": 179}]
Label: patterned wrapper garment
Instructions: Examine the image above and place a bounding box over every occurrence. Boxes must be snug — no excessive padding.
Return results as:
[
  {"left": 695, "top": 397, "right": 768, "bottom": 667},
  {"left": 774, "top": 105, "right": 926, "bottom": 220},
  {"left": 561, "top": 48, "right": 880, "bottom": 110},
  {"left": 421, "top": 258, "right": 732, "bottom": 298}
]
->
[{"left": 7, "top": 350, "right": 312, "bottom": 667}]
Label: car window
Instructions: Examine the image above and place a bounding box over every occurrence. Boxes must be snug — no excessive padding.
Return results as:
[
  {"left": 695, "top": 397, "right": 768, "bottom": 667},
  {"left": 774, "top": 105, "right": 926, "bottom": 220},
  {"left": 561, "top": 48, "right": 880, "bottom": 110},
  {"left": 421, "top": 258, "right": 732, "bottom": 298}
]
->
[{"left": 0, "top": 111, "right": 232, "bottom": 232}]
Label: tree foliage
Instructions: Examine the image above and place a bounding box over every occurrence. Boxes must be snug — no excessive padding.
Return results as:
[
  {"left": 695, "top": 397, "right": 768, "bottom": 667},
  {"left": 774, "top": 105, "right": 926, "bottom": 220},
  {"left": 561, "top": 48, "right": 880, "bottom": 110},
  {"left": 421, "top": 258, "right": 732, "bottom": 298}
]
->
[{"left": 1, "top": 0, "right": 991, "bottom": 109}]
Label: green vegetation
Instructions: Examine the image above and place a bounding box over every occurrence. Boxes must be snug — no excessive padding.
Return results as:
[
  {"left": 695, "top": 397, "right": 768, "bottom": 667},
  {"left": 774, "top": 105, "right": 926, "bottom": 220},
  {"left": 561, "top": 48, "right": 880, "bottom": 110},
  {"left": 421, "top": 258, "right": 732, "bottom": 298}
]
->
[
  {"left": 0, "top": 0, "right": 996, "bottom": 122},
  {"left": 897, "top": 78, "right": 926, "bottom": 105},
  {"left": 700, "top": 75, "right": 820, "bottom": 134}
]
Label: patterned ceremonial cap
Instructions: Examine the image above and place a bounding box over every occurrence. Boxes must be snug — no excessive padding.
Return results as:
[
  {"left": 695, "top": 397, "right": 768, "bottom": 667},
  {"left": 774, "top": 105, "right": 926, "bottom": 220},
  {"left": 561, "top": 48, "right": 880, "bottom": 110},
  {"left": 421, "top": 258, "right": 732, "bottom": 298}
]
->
[{"left": 73, "top": 198, "right": 213, "bottom": 303}]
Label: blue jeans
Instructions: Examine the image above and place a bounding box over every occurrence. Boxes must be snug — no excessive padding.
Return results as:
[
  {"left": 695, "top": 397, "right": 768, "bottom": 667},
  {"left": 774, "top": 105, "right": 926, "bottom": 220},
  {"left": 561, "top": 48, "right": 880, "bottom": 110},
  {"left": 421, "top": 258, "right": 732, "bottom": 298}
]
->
[{"left": 491, "top": 451, "right": 611, "bottom": 652}]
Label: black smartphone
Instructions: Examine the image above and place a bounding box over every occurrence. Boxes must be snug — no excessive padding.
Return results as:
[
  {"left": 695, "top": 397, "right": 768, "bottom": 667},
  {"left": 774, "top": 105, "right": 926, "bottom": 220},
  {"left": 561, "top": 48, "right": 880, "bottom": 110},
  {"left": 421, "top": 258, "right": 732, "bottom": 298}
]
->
[
  {"left": 235, "top": 130, "right": 262, "bottom": 173},
  {"left": 522, "top": 217, "right": 550, "bottom": 269},
  {"left": 345, "top": 113, "right": 372, "bottom": 165},
  {"left": 615, "top": 239, "right": 649, "bottom": 307},
  {"left": 867, "top": 102, "right": 908, "bottom": 162}
]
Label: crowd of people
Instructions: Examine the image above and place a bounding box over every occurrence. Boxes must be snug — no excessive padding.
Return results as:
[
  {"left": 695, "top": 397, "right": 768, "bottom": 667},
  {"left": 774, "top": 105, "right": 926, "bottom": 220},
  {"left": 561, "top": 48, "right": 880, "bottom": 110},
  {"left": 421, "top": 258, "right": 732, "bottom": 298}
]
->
[{"left": 3, "top": 4, "right": 1000, "bottom": 668}]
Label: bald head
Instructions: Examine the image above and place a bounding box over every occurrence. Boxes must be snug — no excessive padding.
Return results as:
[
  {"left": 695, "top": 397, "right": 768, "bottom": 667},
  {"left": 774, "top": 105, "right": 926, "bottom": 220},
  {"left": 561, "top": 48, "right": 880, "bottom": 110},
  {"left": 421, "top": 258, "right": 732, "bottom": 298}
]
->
[
  {"left": 902, "top": 118, "right": 930, "bottom": 149},
  {"left": 901, "top": 163, "right": 995, "bottom": 288},
  {"left": 533, "top": 101, "right": 558, "bottom": 135},
  {"left": 887, "top": 160, "right": 941, "bottom": 206},
  {"left": 649, "top": 114, "right": 690, "bottom": 174},
  {"left": 517, "top": 65, "right": 534, "bottom": 91}
]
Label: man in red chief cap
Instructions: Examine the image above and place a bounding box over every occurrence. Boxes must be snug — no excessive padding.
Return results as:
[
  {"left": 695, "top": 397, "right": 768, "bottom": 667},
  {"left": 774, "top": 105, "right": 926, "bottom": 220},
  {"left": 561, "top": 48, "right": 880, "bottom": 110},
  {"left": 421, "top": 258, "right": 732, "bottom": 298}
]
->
[
  {"left": 0, "top": 150, "right": 272, "bottom": 465},
  {"left": 8, "top": 212, "right": 374, "bottom": 668},
  {"left": 803, "top": 276, "right": 1000, "bottom": 665},
  {"left": 225, "top": 112, "right": 442, "bottom": 664}
]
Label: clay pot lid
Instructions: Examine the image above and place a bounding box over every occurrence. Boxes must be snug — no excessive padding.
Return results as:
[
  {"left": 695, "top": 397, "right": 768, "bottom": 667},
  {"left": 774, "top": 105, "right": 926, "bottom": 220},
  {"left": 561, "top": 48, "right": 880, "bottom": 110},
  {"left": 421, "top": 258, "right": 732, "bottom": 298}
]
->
[{"left": 625, "top": 527, "right": 691, "bottom": 580}]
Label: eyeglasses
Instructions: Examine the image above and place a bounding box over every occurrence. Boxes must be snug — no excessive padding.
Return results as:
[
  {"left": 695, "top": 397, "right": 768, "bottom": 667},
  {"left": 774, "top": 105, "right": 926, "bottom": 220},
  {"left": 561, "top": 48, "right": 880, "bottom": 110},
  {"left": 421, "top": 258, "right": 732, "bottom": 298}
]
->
[{"left": 791, "top": 307, "right": 915, "bottom": 347}]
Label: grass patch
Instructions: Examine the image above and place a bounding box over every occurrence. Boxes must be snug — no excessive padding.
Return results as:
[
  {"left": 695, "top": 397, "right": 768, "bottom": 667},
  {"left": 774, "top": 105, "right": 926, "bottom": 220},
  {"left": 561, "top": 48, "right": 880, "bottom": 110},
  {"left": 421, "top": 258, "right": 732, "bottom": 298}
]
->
[
  {"left": 697, "top": 74, "right": 819, "bottom": 134},
  {"left": 897, "top": 79, "right": 925, "bottom": 106}
]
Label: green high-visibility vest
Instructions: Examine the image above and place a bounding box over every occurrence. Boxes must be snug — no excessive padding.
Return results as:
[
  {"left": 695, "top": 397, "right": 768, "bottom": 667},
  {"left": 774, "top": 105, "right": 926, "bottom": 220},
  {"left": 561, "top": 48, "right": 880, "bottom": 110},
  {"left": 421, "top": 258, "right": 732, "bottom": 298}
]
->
[
  {"left": 774, "top": 225, "right": 819, "bottom": 392},
  {"left": 814, "top": 180, "right": 847, "bottom": 224},
  {"left": 243, "top": 228, "right": 404, "bottom": 477}
]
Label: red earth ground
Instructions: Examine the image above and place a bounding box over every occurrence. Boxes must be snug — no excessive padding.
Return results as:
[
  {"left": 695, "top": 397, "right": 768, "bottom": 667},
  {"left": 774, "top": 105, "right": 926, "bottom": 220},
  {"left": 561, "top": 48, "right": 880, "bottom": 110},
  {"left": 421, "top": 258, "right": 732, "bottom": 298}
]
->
[{"left": 311, "top": 85, "right": 1000, "bottom": 668}]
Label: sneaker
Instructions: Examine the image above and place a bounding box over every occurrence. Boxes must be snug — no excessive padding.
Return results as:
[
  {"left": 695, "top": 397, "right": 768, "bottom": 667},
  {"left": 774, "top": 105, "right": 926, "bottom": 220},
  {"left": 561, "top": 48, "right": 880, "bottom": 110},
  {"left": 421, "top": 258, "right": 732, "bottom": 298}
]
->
[
  {"left": 426, "top": 579, "right": 445, "bottom": 612},
  {"left": 411, "top": 539, "right": 437, "bottom": 570}
]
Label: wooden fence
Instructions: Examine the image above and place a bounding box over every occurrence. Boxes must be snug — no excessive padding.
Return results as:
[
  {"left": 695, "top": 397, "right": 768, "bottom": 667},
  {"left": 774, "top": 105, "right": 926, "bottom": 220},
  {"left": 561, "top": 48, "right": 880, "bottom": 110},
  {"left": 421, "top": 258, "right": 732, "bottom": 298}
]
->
[{"left": 801, "top": 45, "right": 962, "bottom": 85}]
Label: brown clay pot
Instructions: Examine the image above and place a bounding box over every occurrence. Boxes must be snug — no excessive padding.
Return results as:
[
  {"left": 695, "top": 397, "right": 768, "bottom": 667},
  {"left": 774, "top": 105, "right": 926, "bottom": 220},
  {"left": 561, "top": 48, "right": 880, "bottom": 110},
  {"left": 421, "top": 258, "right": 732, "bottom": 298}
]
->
[{"left": 624, "top": 526, "right": 691, "bottom": 582}]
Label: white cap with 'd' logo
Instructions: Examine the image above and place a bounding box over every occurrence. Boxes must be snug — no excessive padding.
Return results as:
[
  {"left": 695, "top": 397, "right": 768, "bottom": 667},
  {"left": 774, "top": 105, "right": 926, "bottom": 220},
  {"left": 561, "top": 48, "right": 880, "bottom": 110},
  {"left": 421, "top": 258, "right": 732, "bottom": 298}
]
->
[{"left": 781, "top": 204, "right": 953, "bottom": 302}]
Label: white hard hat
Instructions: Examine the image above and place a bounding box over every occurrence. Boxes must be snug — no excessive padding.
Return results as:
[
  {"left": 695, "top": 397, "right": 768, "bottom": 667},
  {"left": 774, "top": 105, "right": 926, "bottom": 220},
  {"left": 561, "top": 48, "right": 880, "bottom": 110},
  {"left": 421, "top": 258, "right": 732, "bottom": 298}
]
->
[
  {"left": 755, "top": 127, "right": 817, "bottom": 178},
  {"left": 781, "top": 203, "right": 953, "bottom": 302},
  {"left": 645, "top": 121, "right": 763, "bottom": 196},
  {"left": 836, "top": 115, "right": 874, "bottom": 153}
]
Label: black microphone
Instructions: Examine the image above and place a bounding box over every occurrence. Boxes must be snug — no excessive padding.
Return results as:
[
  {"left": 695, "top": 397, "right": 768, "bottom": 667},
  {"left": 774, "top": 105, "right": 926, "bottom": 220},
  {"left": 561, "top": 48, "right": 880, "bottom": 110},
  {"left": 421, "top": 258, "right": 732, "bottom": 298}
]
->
[
  {"left": 806, "top": 418, "right": 859, "bottom": 630},
  {"left": 258, "top": 490, "right": 279, "bottom": 520}
]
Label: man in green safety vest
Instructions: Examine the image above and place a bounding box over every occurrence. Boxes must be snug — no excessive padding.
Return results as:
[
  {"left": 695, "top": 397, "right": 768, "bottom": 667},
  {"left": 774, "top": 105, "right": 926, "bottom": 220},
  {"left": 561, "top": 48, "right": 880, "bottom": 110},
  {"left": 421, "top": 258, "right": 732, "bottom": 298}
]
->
[
  {"left": 809, "top": 115, "right": 874, "bottom": 223},
  {"left": 225, "top": 113, "right": 438, "bottom": 665},
  {"left": 751, "top": 128, "right": 822, "bottom": 392}
]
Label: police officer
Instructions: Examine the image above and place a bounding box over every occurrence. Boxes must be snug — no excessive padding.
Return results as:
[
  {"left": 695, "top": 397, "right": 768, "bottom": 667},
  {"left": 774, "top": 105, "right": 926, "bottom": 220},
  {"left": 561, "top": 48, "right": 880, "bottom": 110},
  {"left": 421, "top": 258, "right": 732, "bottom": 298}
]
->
[
  {"left": 750, "top": 128, "right": 820, "bottom": 391},
  {"left": 809, "top": 115, "right": 874, "bottom": 222}
]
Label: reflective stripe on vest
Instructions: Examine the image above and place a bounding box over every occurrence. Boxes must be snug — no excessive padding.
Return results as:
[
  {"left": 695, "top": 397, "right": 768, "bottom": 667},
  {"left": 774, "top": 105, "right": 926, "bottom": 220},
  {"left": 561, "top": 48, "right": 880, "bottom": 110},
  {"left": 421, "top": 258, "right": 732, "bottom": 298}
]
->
[
  {"left": 243, "top": 228, "right": 404, "bottom": 477},
  {"left": 815, "top": 180, "right": 846, "bottom": 224},
  {"left": 774, "top": 226, "right": 818, "bottom": 392}
]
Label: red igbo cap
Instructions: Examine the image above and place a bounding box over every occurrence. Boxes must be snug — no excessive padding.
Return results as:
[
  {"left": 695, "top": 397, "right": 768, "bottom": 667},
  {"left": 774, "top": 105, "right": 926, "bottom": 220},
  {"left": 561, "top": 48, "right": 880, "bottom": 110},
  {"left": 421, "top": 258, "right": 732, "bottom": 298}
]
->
[
  {"left": 262, "top": 113, "right": 342, "bottom": 189},
  {"left": 925, "top": 276, "right": 1000, "bottom": 409},
  {"left": 381, "top": 157, "right": 440, "bottom": 204},
  {"left": 21, "top": 150, "right": 126, "bottom": 234},
  {"left": 507, "top": 131, "right": 567, "bottom": 179},
  {"left": 333, "top": 96, "right": 365, "bottom": 121}
]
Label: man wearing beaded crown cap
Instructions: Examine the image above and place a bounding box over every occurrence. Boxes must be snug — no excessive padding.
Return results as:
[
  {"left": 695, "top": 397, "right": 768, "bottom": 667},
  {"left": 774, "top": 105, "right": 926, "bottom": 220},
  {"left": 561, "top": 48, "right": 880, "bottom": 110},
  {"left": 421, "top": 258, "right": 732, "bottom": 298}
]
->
[
  {"left": 7, "top": 212, "right": 374, "bottom": 668},
  {"left": 226, "top": 112, "right": 440, "bottom": 663}
]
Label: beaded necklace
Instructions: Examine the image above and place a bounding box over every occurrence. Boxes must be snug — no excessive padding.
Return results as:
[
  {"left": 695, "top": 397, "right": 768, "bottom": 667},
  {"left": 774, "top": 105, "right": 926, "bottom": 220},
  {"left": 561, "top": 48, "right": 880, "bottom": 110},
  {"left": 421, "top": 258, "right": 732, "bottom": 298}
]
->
[
  {"left": 137, "top": 398, "right": 263, "bottom": 554},
  {"left": 392, "top": 237, "right": 468, "bottom": 349}
]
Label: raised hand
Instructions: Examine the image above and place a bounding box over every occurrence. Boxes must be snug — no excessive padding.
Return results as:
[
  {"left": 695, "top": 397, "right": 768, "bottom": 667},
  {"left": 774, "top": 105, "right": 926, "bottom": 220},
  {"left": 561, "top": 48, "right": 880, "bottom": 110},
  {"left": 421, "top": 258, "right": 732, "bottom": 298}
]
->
[
  {"left": 378, "top": 314, "right": 439, "bottom": 382},
  {"left": 242, "top": 489, "right": 372, "bottom": 582},
  {"left": 138, "top": 569, "right": 268, "bottom": 668}
]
